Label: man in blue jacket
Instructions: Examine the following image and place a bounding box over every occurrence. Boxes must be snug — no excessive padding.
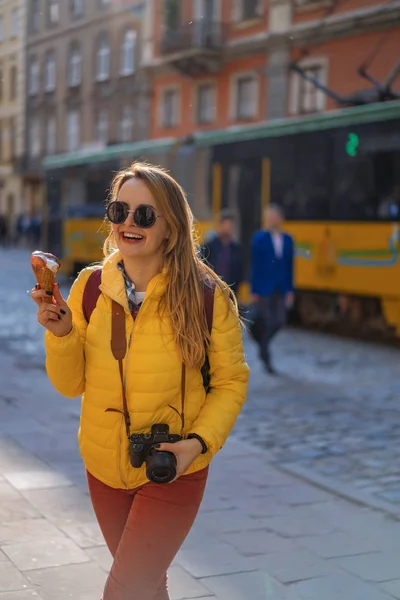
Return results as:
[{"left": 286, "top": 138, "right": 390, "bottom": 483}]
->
[
  {"left": 251, "top": 204, "right": 294, "bottom": 374},
  {"left": 202, "top": 209, "right": 243, "bottom": 296}
]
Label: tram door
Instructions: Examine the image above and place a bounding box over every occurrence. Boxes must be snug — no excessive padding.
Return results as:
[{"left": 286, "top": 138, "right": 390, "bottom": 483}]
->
[{"left": 221, "top": 159, "right": 263, "bottom": 279}]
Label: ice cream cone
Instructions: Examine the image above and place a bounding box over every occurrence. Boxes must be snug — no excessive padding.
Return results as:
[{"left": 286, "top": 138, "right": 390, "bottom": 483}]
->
[
  {"left": 31, "top": 251, "right": 61, "bottom": 304},
  {"left": 33, "top": 266, "right": 57, "bottom": 303}
]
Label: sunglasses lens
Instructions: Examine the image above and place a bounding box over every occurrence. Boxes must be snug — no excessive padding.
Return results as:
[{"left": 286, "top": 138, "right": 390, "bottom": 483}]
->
[
  {"left": 107, "top": 202, "right": 127, "bottom": 224},
  {"left": 135, "top": 205, "right": 157, "bottom": 228}
]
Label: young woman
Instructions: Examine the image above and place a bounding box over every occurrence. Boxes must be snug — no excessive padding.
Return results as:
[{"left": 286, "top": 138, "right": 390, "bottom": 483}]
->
[{"left": 31, "top": 162, "right": 249, "bottom": 600}]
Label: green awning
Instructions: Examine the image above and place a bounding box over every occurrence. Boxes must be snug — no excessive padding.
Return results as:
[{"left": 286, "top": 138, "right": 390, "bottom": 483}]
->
[
  {"left": 193, "top": 100, "right": 400, "bottom": 146},
  {"left": 42, "top": 137, "right": 176, "bottom": 170}
]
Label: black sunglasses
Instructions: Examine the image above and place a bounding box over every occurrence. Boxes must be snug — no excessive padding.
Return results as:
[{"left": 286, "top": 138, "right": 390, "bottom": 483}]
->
[{"left": 106, "top": 201, "right": 163, "bottom": 228}]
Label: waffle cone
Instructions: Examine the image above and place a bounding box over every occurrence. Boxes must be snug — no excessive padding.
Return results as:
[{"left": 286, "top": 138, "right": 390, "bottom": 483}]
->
[{"left": 33, "top": 266, "right": 56, "bottom": 303}]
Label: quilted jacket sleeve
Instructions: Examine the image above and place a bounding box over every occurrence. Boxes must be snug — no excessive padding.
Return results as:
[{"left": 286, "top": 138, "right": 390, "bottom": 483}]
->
[
  {"left": 45, "top": 268, "right": 92, "bottom": 398},
  {"left": 189, "top": 287, "right": 250, "bottom": 456}
]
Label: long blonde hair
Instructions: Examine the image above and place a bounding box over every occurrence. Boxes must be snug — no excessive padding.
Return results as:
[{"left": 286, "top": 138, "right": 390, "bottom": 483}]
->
[{"left": 103, "top": 162, "right": 239, "bottom": 369}]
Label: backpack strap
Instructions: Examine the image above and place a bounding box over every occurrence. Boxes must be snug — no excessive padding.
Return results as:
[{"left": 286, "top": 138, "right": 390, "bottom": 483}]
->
[
  {"left": 82, "top": 269, "right": 102, "bottom": 323},
  {"left": 203, "top": 283, "right": 214, "bottom": 335}
]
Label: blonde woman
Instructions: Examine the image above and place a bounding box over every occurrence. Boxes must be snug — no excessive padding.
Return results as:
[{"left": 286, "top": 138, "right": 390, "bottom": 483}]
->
[{"left": 31, "top": 163, "right": 249, "bottom": 600}]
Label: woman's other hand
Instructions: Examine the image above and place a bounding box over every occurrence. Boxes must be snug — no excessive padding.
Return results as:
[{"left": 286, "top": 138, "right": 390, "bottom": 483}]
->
[
  {"left": 31, "top": 283, "right": 73, "bottom": 338},
  {"left": 156, "top": 438, "right": 203, "bottom": 482}
]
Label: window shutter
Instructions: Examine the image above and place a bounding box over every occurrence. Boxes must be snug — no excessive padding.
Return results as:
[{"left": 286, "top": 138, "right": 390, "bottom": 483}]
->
[{"left": 255, "top": 0, "right": 263, "bottom": 16}]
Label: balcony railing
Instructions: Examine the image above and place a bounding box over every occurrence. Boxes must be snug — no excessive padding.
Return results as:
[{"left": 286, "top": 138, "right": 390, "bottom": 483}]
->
[{"left": 160, "top": 21, "right": 226, "bottom": 55}]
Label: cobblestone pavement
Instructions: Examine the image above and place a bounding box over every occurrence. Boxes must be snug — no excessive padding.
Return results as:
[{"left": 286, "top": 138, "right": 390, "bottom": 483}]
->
[{"left": 3, "top": 248, "right": 400, "bottom": 598}]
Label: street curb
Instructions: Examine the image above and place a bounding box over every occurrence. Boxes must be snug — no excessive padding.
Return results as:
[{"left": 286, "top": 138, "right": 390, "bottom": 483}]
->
[{"left": 277, "top": 462, "right": 400, "bottom": 520}]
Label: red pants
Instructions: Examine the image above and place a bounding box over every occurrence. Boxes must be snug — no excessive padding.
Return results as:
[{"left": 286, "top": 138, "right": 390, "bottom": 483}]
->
[{"left": 87, "top": 467, "right": 209, "bottom": 600}]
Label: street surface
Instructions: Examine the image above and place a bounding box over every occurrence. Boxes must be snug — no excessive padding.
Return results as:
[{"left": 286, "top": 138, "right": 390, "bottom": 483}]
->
[{"left": 1, "top": 248, "right": 400, "bottom": 599}]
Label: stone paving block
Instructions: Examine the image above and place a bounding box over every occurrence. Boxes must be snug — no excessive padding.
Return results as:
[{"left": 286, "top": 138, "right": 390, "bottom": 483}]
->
[
  {"left": 0, "top": 518, "right": 64, "bottom": 546},
  {"left": 85, "top": 546, "right": 112, "bottom": 573},
  {"left": 0, "top": 437, "right": 48, "bottom": 473},
  {"left": 25, "top": 562, "right": 104, "bottom": 600},
  {"left": 0, "top": 591, "right": 43, "bottom": 599},
  {"left": 268, "top": 484, "right": 334, "bottom": 506},
  {"left": 198, "top": 570, "right": 300, "bottom": 600},
  {"left": 60, "top": 521, "right": 105, "bottom": 549},
  {"left": 292, "top": 572, "right": 393, "bottom": 600},
  {"left": 198, "top": 491, "right": 237, "bottom": 513},
  {"left": 3, "top": 470, "right": 74, "bottom": 491},
  {"left": 380, "top": 580, "right": 400, "bottom": 599},
  {"left": 249, "top": 548, "right": 340, "bottom": 584},
  {"left": 221, "top": 529, "right": 295, "bottom": 556},
  {"left": 297, "top": 531, "right": 380, "bottom": 558},
  {"left": 176, "top": 539, "right": 257, "bottom": 578},
  {"left": 0, "top": 550, "right": 8, "bottom": 562},
  {"left": 256, "top": 513, "right": 337, "bottom": 538},
  {"left": 0, "top": 483, "right": 41, "bottom": 521},
  {"left": 20, "top": 485, "right": 96, "bottom": 527},
  {"left": 238, "top": 494, "right": 291, "bottom": 518},
  {"left": 334, "top": 551, "right": 400, "bottom": 582},
  {"left": 193, "top": 509, "right": 259, "bottom": 534},
  {"left": 0, "top": 560, "right": 31, "bottom": 592},
  {"left": 2, "top": 537, "right": 90, "bottom": 571},
  {"left": 168, "top": 565, "right": 214, "bottom": 599}
]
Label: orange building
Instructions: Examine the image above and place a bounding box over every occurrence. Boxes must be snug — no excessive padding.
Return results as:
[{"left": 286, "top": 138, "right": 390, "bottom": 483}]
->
[{"left": 143, "top": 0, "right": 400, "bottom": 135}]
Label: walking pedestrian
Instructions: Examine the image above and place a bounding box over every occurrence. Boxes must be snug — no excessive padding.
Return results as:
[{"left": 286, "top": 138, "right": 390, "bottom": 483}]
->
[
  {"left": 202, "top": 209, "right": 243, "bottom": 296},
  {"left": 251, "top": 204, "right": 294, "bottom": 374},
  {"left": 31, "top": 162, "right": 249, "bottom": 600}
]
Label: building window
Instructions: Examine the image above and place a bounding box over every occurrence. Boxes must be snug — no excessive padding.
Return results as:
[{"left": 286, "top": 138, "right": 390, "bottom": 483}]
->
[
  {"left": 9, "top": 118, "right": 16, "bottom": 158},
  {"left": 69, "top": 44, "right": 82, "bottom": 87},
  {"left": 45, "top": 117, "right": 56, "bottom": 155},
  {"left": 44, "top": 51, "right": 56, "bottom": 92},
  {"left": 118, "top": 106, "right": 134, "bottom": 142},
  {"left": 197, "top": 83, "right": 216, "bottom": 125},
  {"left": 235, "top": 75, "right": 258, "bottom": 120},
  {"left": 95, "top": 110, "right": 109, "bottom": 144},
  {"left": 10, "top": 8, "right": 18, "bottom": 37},
  {"left": 289, "top": 61, "right": 327, "bottom": 115},
  {"left": 298, "top": 65, "right": 324, "bottom": 114},
  {"left": 29, "top": 117, "right": 41, "bottom": 158},
  {"left": 0, "top": 16, "right": 4, "bottom": 42},
  {"left": 0, "top": 70, "right": 3, "bottom": 101},
  {"left": 120, "top": 30, "right": 136, "bottom": 76},
  {"left": 31, "top": 0, "right": 40, "bottom": 32},
  {"left": 71, "top": 0, "right": 84, "bottom": 17},
  {"left": 232, "top": 0, "right": 263, "bottom": 21},
  {"left": 48, "top": 0, "right": 59, "bottom": 26},
  {"left": 161, "top": 89, "right": 179, "bottom": 128},
  {"left": 0, "top": 124, "right": 3, "bottom": 160},
  {"left": 28, "top": 59, "right": 40, "bottom": 96},
  {"left": 67, "top": 110, "right": 80, "bottom": 151},
  {"left": 96, "top": 36, "right": 110, "bottom": 82},
  {"left": 9, "top": 66, "right": 17, "bottom": 100},
  {"left": 99, "top": 0, "right": 110, "bottom": 6},
  {"left": 164, "top": 0, "right": 179, "bottom": 31}
]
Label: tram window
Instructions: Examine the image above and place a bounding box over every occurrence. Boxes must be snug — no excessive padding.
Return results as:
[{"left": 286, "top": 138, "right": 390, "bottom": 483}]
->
[
  {"left": 271, "top": 133, "right": 331, "bottom": 220},
  {"left": 332, "top": 151, "right": 400, "bottom": 221}
]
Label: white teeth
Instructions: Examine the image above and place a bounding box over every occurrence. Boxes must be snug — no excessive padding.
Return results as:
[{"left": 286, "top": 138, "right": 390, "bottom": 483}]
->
[{"left": 123, "top": 233, "right": 143, "bottom": 240}]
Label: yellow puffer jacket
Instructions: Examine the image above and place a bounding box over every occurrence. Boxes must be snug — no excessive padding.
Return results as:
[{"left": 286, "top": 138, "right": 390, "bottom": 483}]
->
[{"left": 45, "top": 250, "right": 249, "bottom": 490}]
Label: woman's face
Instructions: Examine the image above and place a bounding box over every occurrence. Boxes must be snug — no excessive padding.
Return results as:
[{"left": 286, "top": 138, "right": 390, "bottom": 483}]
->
[{"left": 111, "top": 177, "right": 170, "bottom": 261}]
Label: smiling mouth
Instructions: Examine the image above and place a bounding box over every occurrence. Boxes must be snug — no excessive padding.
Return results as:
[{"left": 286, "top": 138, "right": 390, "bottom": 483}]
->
[{"left": 121, "top": 233, "right": 145, "bottom": 242}]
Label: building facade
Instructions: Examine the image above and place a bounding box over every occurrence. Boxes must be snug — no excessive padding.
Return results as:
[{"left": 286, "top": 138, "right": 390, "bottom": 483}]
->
[
  {"left": 24, "top": 0, "right": 145, "bottom": 242},
  {"left": 0, "top": 0, "right": 26, "bottom": 239},
  {"left": 146, "top": 0, "right": 400, "bottom": 137}
]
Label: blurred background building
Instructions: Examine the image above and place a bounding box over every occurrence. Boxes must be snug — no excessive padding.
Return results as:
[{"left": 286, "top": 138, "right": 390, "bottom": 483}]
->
[
  {"left": 0, "top": 0, "right": 26, "bottom": 243},
  {"left": 24, "top": 0, "right": 145, "bottom": 253}
]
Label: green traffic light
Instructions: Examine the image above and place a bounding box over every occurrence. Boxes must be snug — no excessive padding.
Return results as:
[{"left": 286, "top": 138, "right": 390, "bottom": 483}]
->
[{"left": 346, "top": 133, "right": 359, "bottom": 157}]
